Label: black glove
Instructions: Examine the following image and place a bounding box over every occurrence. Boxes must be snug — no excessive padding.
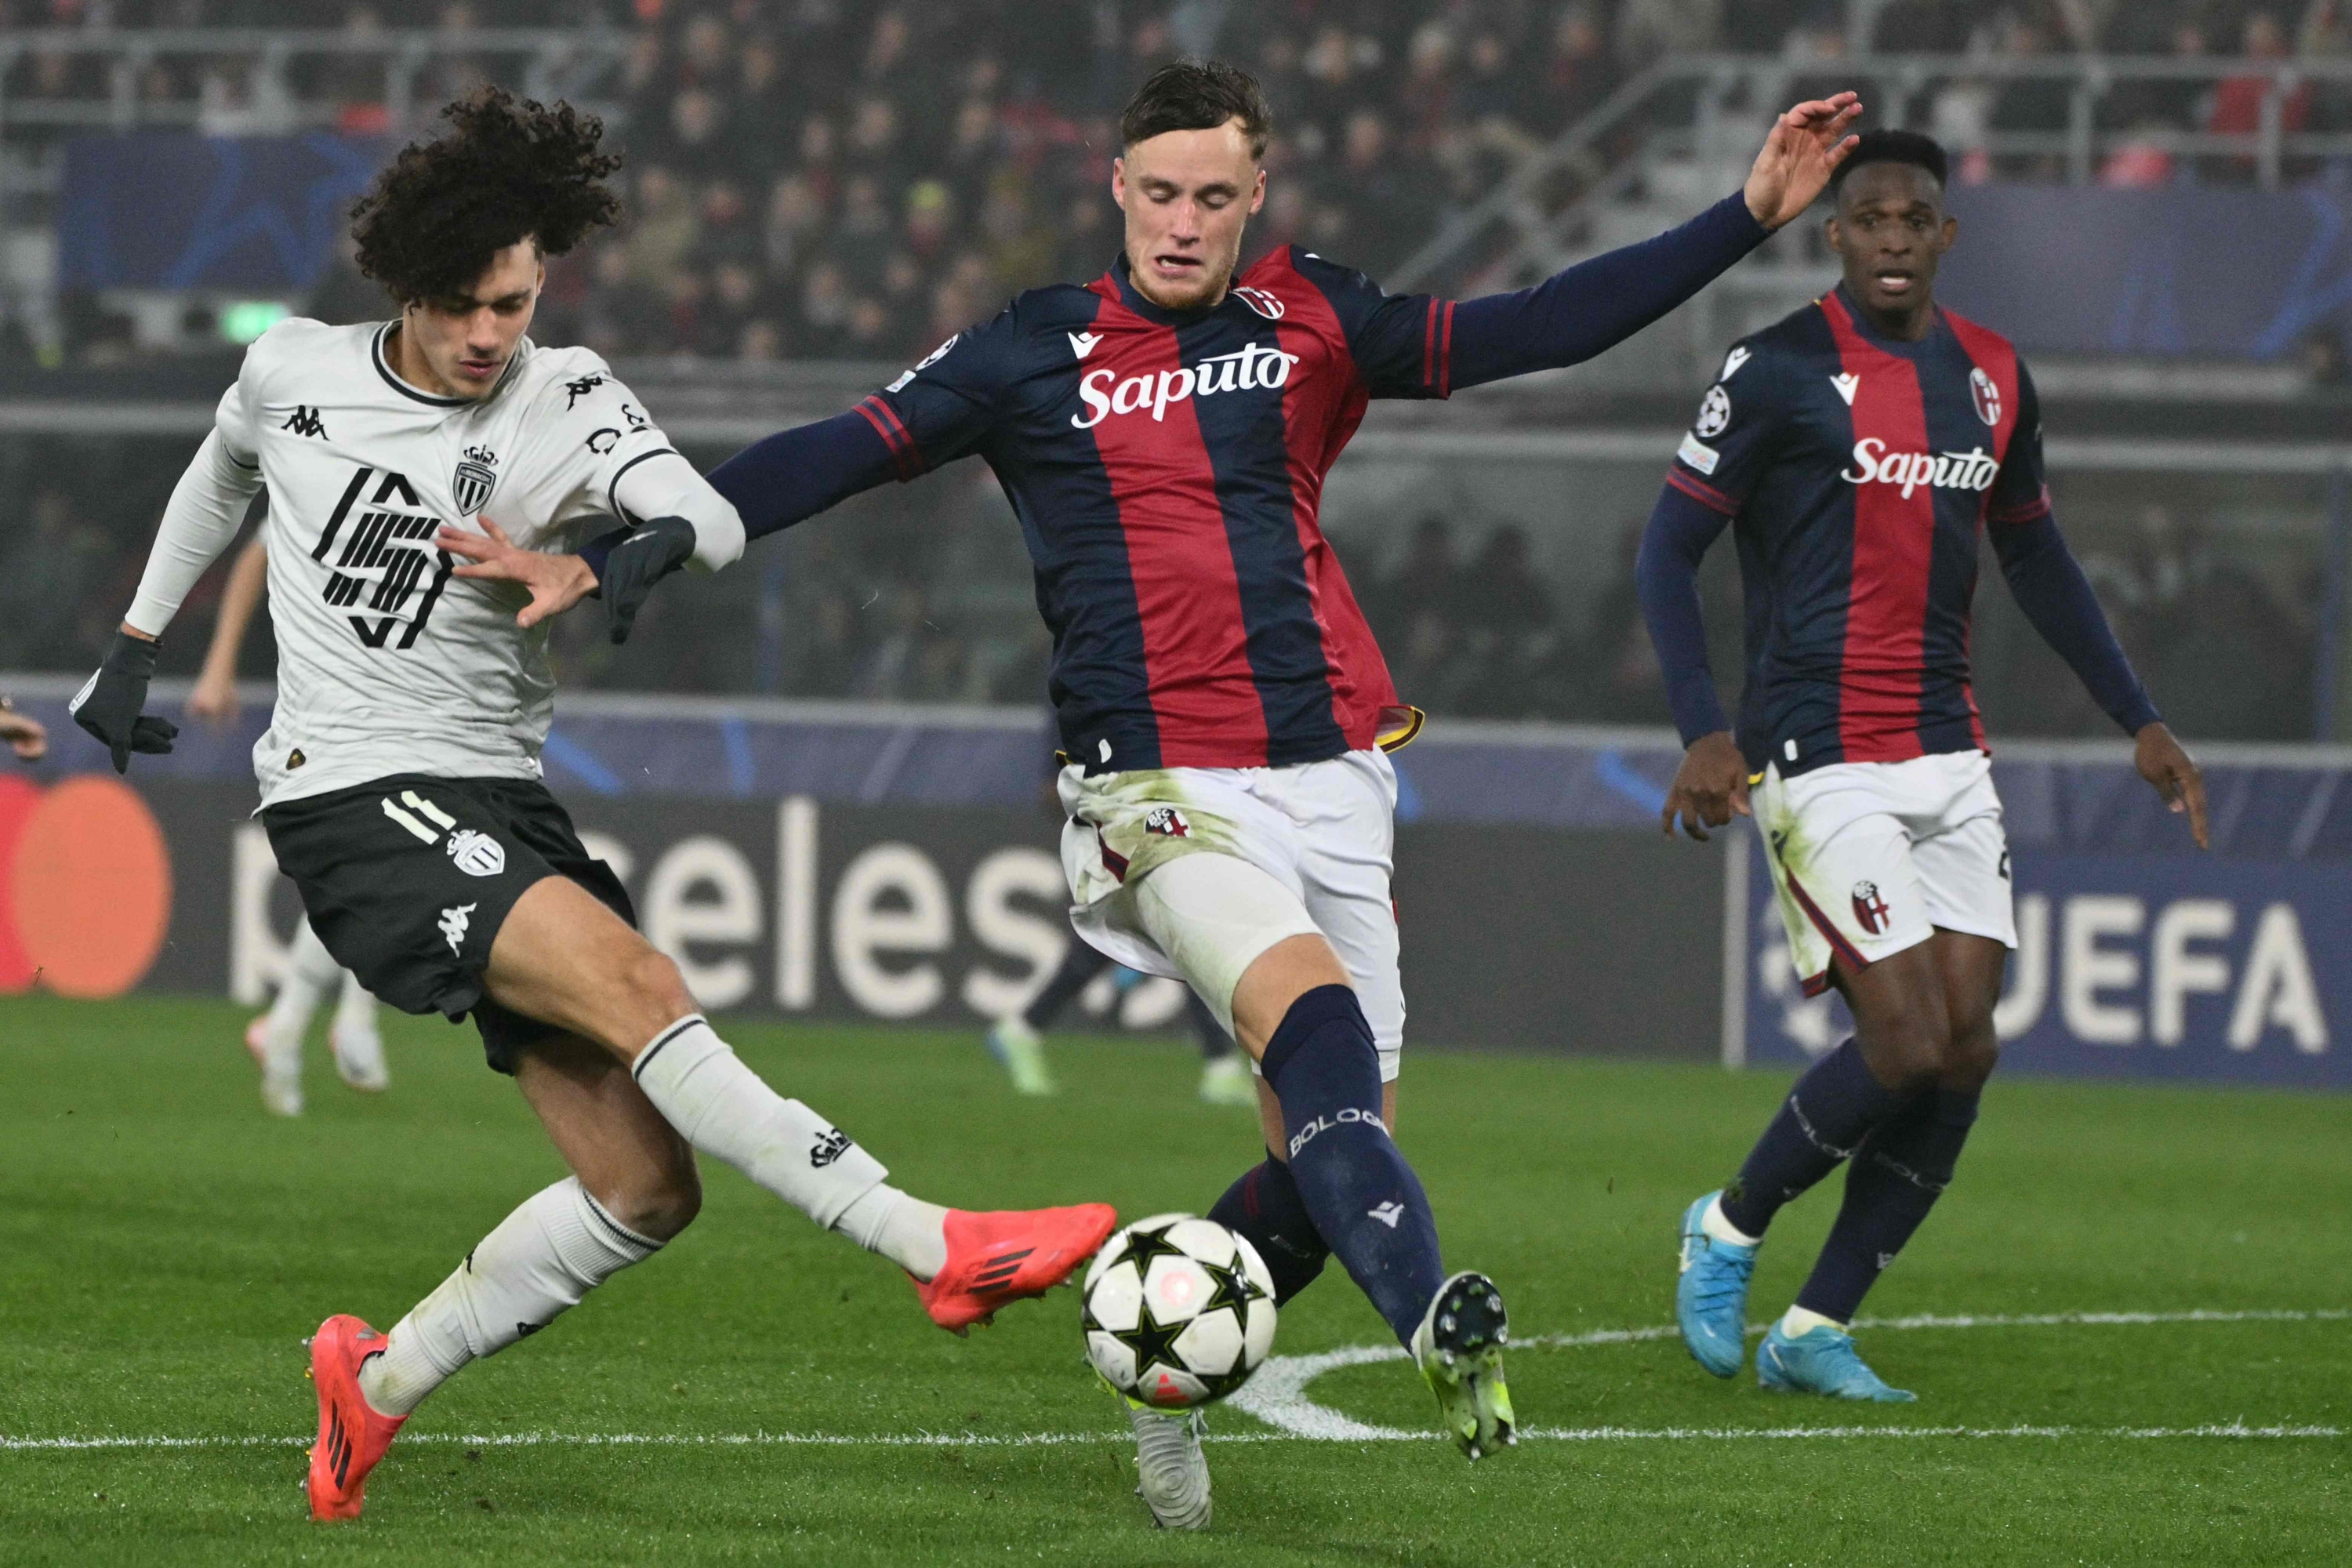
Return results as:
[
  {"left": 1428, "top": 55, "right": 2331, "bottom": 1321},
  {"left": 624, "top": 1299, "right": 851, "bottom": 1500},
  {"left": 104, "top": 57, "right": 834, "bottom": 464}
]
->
[
  {"left": 588, "top": 514, "right": 696, "bottom": 645},
  {"left": 71, "top": 630, "right": 177, "bottom": 774}
]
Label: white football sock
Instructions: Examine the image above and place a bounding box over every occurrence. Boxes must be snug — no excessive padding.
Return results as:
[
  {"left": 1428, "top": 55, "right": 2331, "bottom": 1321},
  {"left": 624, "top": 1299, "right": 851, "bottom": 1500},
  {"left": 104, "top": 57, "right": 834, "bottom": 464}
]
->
[
  {"left": 358, "top": 1178, "right": 660, "bottom": 1417},
  {"left": 266, "top": 919, "right": 343, "bottom": 1037},
  {"left": 1780, "top": 1305, "right": 1846, "bottom": 1337},
  {"left": 629, "top": 1018, "right": 891, "bottom": 1230},
  {"left": 1703, "top": 1193, "right": 1762, "bottom": 1249},
  {"left": 831, "top": 1182, "right": 950, "bottom": 1281}
]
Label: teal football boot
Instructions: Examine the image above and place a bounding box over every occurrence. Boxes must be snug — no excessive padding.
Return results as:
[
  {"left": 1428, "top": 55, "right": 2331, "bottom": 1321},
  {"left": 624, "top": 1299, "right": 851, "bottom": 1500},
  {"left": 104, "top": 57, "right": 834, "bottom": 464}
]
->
[
  {"left": 1756, "top": 1322, "right": 1915, "bottom": 1402},
  {"left": 1675, "top": 1192, "right": 1756, "bottom": 1377}
]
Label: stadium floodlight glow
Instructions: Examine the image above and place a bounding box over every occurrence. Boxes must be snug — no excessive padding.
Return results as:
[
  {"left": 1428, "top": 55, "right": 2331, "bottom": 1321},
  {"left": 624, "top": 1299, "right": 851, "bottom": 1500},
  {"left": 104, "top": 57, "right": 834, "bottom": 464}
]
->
[{"left": 219, "top": 302, "right": 291, "bottom": 345}]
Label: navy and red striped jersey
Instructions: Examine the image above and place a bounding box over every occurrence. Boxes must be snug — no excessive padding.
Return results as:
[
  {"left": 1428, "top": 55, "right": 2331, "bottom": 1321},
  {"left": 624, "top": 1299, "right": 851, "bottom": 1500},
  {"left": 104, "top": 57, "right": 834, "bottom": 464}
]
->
[
  {"left": 1664, "top": 285, "right": 2049, "bottom": 775},
  {"left": 852, "top": 246, "right": 1450, "bottom": 772}
]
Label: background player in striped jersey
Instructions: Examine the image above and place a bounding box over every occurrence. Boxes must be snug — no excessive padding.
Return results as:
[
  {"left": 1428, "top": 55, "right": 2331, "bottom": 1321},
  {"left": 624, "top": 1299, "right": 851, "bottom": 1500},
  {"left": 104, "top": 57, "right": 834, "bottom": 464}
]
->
[
  {"left": 453, "top": 61, "right": 1863, "bottom": 1527},
  {"left": 190, "top": 535, "right": 390, "bottom": 1116},
  {"left": 1639, "top": 129, "right": 2208, "bottom": 1402}
]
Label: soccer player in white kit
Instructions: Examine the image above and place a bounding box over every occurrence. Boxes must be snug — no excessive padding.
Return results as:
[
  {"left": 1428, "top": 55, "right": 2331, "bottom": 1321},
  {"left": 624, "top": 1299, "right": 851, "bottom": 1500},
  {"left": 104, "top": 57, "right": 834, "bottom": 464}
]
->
[{"left": 71, "top": 89, "right": 1112, "bottom": 1523}]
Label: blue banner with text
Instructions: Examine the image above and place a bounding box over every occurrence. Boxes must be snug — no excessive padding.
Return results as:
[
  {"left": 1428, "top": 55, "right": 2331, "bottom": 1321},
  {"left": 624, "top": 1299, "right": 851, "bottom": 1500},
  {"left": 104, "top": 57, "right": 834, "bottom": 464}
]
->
[{"left": 1748, "top": 841, "right": 2348, "bottom": 1088}]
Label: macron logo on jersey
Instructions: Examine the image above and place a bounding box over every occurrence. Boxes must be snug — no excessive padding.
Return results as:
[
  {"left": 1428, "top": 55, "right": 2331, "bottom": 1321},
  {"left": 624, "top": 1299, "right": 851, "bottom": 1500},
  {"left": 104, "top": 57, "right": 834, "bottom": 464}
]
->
[
  {"left": 1069, "top": 331, "right": 1102, "bottom": 359},
  {"left": 1841, "top": 439, "right": 2000, "bottom": 499},
  {"left": 1071, "top": 342, "right": 1302, "bottom": 429}
]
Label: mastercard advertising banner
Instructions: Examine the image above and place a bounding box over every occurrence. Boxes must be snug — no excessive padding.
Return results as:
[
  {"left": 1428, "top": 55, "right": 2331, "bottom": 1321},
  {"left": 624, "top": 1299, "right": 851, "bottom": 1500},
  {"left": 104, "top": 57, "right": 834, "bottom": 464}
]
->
[{"left": 0, "top": 773, "right": 181, "bottom": 999}]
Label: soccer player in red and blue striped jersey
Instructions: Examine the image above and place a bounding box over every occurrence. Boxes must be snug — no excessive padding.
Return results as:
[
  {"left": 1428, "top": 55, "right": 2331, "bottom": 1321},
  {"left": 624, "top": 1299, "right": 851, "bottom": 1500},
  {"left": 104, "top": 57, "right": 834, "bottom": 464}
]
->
[
  {"left": 455, "top": 61, "right": 1864, "bottom": 1523},
  {"left": 1642, "top": 129, "right": 2209, "bottom": 1402}
]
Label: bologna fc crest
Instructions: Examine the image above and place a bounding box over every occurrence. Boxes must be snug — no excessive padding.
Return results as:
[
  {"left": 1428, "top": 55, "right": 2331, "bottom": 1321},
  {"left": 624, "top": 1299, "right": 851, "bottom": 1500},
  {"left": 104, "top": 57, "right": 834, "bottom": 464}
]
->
[
  {"left": 1232, "top": 285, "right": 1286, "bottom": 320},
  {"left": 1969, "top": 366, "right": 2001, "bottom": 427},
  {"left": 1852, "top": 880, "right": 1891, "bottom": 935},
  {"left": 1143, "top": 805, "right": 1191, "bottom": 838},
  {"left": 452, "top": 445, "right": 499, "bottom": 515}
]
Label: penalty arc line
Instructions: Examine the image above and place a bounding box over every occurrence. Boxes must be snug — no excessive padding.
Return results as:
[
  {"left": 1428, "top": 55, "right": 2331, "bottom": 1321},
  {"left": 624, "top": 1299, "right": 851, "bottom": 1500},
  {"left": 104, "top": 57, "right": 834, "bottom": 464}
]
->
[{"left": 1225, "top": 1306, "right": 2352, "bottom": 1441}]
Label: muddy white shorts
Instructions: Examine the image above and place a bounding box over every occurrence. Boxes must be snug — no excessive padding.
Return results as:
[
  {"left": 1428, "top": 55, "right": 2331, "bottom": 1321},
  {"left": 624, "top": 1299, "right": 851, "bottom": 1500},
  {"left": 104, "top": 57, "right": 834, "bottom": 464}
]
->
[
  {"left": 1756, "top": 749, "right": 2016, "bottom": 996},
  {"left": 1058, "top": 749, "right": 1403, "bottom": 1081}
]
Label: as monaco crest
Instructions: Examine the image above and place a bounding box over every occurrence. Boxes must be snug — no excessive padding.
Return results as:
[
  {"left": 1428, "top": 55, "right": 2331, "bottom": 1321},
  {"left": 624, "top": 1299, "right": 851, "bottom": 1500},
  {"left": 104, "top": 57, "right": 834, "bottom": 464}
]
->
[{"left": 452, "top": 445, "right": 499, "bottom": 515}]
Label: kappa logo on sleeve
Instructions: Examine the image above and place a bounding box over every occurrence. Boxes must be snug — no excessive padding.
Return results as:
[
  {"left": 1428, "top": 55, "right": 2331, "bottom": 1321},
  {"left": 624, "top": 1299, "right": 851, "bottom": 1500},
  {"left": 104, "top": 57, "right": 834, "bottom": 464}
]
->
[
  {"left": 810, "top": 1128, "right": 853, "bottom": 1167},
  {"left": 437, "top": 902, "right": 477, "bottom": 955}
]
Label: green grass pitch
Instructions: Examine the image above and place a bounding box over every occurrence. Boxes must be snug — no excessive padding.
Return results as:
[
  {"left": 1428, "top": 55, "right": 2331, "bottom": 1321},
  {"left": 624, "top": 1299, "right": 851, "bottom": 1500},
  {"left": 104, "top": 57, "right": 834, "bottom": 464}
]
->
[{"left": 2, "top": 994, "right": 2346, "bottom": 1565}]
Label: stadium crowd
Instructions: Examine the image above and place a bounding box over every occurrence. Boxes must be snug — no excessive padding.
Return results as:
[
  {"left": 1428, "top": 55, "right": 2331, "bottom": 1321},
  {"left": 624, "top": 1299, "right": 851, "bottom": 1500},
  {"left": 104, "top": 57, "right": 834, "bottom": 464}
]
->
[
  {"left": 8, "top": 2, "right": 2350, "bottom": 364},
  {"left": 0, "top": 1, "right": 2336, "bottom": 732}
]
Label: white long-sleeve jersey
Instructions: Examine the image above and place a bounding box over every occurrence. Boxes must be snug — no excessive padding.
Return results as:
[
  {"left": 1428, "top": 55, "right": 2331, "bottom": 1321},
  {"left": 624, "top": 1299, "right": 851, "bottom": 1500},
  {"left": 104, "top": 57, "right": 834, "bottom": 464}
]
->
[{"left": 123, "top": 318, "right": 744, "bottom": 808}]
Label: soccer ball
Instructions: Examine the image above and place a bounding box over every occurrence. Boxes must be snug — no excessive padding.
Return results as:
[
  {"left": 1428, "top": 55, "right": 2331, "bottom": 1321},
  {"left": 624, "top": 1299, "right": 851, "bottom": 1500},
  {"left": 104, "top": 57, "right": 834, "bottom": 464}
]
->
[{"left": 1082, "top": 1213, "right": 1277, "bottom": 1409}]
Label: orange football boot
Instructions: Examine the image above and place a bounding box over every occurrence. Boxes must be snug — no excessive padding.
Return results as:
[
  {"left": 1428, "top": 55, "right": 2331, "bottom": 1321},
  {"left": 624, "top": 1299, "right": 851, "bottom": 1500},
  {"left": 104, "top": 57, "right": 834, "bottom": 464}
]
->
[
  {"left": 914, "top": 1204, "right": 1117, "bottom": 1333},
  {"left": 304, "top": 1314, "right": 407, "bottom": 1522}
]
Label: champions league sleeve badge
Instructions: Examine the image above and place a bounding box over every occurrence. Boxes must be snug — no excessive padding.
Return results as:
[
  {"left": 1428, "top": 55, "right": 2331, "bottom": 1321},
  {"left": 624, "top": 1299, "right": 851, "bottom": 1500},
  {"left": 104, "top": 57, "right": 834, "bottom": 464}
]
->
[{"left": 452, "top": 445, "right": 499, "bottom": 516}]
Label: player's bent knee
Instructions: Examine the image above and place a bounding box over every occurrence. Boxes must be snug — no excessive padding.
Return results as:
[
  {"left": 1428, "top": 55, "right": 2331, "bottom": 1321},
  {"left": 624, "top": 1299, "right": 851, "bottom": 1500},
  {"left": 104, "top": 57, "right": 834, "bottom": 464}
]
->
[
  {"left": 616, "top": 943, "right": 697, "bottom": 1029},
  {"left": 604, "top": 1167, "right": 701, "bottom": 1243},
  {"left": 1942, "top": 1025, "right": 2001, "bottom": 1091}
]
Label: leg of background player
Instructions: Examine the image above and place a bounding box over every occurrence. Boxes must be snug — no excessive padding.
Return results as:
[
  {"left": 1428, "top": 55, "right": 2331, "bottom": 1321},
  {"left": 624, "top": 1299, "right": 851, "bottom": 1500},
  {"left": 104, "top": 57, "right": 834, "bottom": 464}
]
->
[
  {"left": 985, "top": 940, "right": 1109, "bottom": 1095},
  {"left": 1792, "top": 931, "right": 2002, "bottom": 1324},
  {"left": 328, "top": 967, "right": 390, "bottom": 1092},
  {"left": 246, "top": 917, "right": 345, "bottom": 1116},
  {"left": 358, "top": 1034, "right": 691, "bottom": 1415},
  {"left": 480, "top": 874, "right": 1109, "bottom": 1327},
  {"left": 1188, "top": 989, "right": 1253, "bottom": 1106},
  {"left": 1713, "top": 940, "right": 1950, "bottom": 1242}
]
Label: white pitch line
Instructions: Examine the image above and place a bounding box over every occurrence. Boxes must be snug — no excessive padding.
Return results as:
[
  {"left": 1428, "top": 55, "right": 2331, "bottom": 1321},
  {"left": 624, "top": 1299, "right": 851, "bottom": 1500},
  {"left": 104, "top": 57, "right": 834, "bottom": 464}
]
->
[
  {"left": 5, "top": 1308, "right": 2344, "bottom": 1454},
  {"left": 1226, "top": 1307, "right": 2352, "bottom": 1439},
  {"left": 1, "top": 1424, "right": 2339, "bottom": 1454}
]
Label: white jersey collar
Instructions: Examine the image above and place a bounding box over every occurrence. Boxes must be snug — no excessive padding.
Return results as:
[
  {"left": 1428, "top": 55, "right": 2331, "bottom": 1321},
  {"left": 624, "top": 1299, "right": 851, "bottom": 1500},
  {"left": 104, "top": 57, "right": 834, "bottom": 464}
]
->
[{"left": 371, "top": 321, "right": 529, "bottom": 408}]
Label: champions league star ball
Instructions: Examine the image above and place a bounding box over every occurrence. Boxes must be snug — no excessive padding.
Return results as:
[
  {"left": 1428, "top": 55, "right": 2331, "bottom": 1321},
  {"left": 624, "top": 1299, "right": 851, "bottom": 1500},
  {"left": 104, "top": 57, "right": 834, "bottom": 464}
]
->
[{"left": 1082, "top": 1214, "right": 1277, "bottom": 1409}]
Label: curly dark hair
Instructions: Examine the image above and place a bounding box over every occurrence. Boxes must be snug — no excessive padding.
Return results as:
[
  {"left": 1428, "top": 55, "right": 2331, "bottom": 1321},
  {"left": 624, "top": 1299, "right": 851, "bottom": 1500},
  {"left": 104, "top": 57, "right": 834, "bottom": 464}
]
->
[{"left": 351, "top": 86, "right": 622, "bottom": 304}]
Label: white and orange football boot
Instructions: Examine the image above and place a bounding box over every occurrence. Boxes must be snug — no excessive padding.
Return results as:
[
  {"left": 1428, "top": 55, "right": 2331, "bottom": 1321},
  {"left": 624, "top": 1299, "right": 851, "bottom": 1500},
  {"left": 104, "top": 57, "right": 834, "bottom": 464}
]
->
[
  {"left": 303, "top": 1314, "right": 407, "bottom": 1522},
  {"left": 914, "top": 1204, "right": 1117, "bottom": 1333}
]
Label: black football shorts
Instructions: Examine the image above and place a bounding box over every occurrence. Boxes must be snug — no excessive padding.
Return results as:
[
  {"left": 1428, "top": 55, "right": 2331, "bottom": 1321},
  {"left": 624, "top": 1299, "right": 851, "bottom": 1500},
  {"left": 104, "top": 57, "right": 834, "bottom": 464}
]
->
[{"left": 261, "top": 773, "right": 636, "bottom": 1075}]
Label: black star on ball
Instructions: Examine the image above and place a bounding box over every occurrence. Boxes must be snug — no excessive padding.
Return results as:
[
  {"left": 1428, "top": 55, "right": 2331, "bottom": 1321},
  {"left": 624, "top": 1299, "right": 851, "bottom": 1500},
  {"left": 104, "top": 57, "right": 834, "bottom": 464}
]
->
[
  {"left": 1196, "top": 1256, "right": 1257, "bottom": 1319},
  {"left": 1112, "top": 1298, "right": 1191, "bottom": 1384},
  {"left": 1116, "top": 1221, "right": 1192, "bottom": 1274}
]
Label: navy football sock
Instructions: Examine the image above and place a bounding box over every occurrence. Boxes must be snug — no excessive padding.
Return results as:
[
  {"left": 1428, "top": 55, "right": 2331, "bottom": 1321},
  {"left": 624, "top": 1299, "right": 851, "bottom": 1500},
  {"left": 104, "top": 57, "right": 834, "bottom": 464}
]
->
[
  {"left": 1795, "top": 1089, "right": 1980, "bottom": 1323},
  {"left": 1719, "top": 1038, "right": 1907, "bottom": 1239},
  {"left": 1207, "top": 1152, "right": 1329, "bottom": 1304},
  {"left": 1262, "top": 985, "right": 1443, "bottom": 1347}
]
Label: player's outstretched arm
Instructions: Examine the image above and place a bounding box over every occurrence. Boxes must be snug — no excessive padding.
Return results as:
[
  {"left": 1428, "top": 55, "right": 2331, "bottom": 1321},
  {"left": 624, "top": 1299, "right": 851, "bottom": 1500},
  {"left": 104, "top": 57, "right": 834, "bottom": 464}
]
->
[
  {"left": 189, "top": 534, "right": 268, "bottom": 723},
  {"left": 1440, "top": 94, "right": 1860, "bottom": 391},
  {"left": 72, "top": 427, "right": 262, "bottom": 771},
  {"left": 438, "top": 447, "right": 746, "bottom": 644},
  {"left": 0, "top": 699, "right": 45, "bottom": 762},
  {"left": 1741, "top": 93, "right": 1865, "bottom": 231},
  {"left": 1992, "top": 510, "right": 2207, "bottom": 848},
  {"left": 1638, "top": 483, "right": 1748, "bottom": 840},
  {"left": 456, "top": 408, "right": 905, "bottom": 641}
]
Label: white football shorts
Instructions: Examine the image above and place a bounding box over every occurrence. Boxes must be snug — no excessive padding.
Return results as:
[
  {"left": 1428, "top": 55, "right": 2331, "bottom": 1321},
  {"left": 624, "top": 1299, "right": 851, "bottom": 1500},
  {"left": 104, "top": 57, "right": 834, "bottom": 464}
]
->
[
  {"left": 1755, "top": 749, "right": 2016, "bottom": 996},
  {"left": 1058, "top": 748, "right": 1403, "bottom": 1081}
]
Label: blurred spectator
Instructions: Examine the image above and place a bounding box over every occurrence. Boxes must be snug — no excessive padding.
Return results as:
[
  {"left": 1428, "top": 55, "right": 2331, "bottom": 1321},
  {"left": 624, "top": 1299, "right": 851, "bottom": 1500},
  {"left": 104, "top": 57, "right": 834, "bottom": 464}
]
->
[
  {"left": 2209, "top": 9, "right": 2310, "bottom": 179},
  {"left": 1617, "top": 0, "right": 1723, "bottom": 71}
]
